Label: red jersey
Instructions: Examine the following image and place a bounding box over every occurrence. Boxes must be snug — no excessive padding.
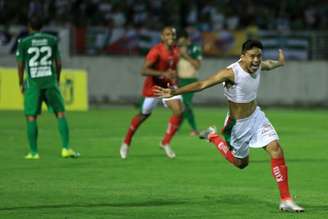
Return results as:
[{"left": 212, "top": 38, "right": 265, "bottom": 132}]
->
[{"left": 142, "top": 43, "right": 180, "bottom": 97}]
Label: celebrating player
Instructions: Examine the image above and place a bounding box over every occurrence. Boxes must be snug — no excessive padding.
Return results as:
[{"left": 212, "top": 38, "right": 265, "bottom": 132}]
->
[
  {"left": 154, "top": 39, "right": 304, "bottom": 212},
  {"left": 16, "top": 16, "right": 79, "bottom": 159},
  {"left": 119, "top": 26, "right": 183, "bottom": 159}
]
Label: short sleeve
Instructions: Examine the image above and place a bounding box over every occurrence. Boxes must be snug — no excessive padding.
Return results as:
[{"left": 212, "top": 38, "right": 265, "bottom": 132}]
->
[
  {"left": 146, "top": 47, "right": 159, "bottom": 64},
  {"left": 191, "top": 45, "right": 202, "bottom": 60}
]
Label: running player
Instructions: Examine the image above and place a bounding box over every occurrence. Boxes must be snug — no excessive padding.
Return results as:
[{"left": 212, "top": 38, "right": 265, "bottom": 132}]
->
[
  {"left": 177, "top": 30, "right": 202, "bottom": 136},
  {"left": 119, "top": 26, "right": 183, "bottom": 159},
  {"left": 154, "top": 39, "right": 304, "bottom": 212},
  {"left": 16, "top": 16, "right": 79, "bottom": 159}
]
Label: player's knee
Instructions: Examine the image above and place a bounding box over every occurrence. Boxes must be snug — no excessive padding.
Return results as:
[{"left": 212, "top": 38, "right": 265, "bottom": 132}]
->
[
  {"left": 56, "top": 112, "right": 65, "bottom": 118},
  {"left": 274, "top": 147, "right": 284, "bottom": 158},
  {"left": 184, "top": 103, "right": 192, "bottom": 109},
  {"left": 266, "top": 141, "right": 284, "bottom": 158},
  {"left": 140, "top": 113, "right": 151, "bottom": 120},
  {"left": 26, "top": 116, "right": 37, "bottom": 121},
  {"left": 175, "top": 107, "right": 184, "bottom": 115}
]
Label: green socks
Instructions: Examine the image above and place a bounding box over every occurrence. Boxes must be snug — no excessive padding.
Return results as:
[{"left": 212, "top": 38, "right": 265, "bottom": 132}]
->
[
  {"left": 27, "top": 120, "right": 38, "bottom": 154},
  {"left": 58, "top": 117, "right": 69, "bottom": 149},
  {"left": 26, "top": 117, "right": 70, "bottom": 153},
  {"left": 184, "top": 107, "right": 197, "bottom": 131}
]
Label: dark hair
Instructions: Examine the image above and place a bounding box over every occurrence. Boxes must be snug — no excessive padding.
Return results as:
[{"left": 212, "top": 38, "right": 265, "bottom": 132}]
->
[
  {"left": 28, "top": 15, "right": 43, "bottom": 31},
  {"left": 241, "top": 39, "right": 263, "bottom": 53},
  {"left": 178, "top": 30, "right": 189, "bottom": 39},
  {"left": 161, "top": 26, "right": 174, "bottom": 33}
]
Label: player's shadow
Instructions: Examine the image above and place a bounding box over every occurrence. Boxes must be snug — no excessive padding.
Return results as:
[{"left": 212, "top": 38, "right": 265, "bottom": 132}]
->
[
  {"left": 1, "top": 196, "right": 327, "bottom": 214},
  {"left": 0, "top": 199, "right": 186, "bottom": 211},
  {"left": 251, "top": 158, "right": 328, "bottom": 163},
  {"left": 203, "top": 194, "right": 328, "bottom": 213},
  {"left": 203, "top": 194, "right": 275, "bottom": 207},
  {"left": 300, "top": 204, "right": 328, "bottom": 212},
  {"left": 85, "top": 154, "right": 171, "bottom": 159}
]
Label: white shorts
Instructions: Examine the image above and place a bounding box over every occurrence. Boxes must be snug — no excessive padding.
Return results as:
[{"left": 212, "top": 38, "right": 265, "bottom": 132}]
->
[
  {"left": 141, "top": 96, "right": 183, "bottom": 115},
  {"left": 222, "top": 106, "right": 279, "bottom": 158}
]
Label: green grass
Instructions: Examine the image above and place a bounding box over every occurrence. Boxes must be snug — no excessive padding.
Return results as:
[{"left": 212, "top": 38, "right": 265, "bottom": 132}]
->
[{"left": 0, "top": 107, "right": 327, "bottom": 219}]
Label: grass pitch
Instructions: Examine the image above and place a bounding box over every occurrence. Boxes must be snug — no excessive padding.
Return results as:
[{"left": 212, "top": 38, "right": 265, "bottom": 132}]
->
[{"left": 0, "top": 107, "right": 327, "bottom": 218}]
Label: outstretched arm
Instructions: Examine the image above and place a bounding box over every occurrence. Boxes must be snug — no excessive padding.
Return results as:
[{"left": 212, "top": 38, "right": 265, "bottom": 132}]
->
[
  {"left": 154, "top": 68, "right": 234, "bottom": 98},
  {"left": 261, "top": 49, "right": 285, "bottom": 71}
]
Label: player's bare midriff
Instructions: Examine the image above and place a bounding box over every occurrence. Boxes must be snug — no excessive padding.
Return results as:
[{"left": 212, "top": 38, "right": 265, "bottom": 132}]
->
[{"left": 228, "top": 100, "right": 257, "bottom": 119}]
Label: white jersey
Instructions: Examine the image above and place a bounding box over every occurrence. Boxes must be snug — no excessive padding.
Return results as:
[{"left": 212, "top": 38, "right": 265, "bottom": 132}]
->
[{"left": 224, "top": 61, "right": 261, "bottom": 103}]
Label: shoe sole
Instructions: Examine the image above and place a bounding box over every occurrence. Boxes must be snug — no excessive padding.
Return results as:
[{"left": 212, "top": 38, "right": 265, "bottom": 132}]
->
[
  {"left": 62, "top": 152, "right": 80, "bottom": 158},
  {"left": 280, "top": 207, "right": 304, "bottom": 213}
]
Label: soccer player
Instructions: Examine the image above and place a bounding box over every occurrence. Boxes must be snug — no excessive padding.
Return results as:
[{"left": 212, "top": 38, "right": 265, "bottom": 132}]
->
[
  {"left": 119, "top": 26, "right": 183, "bottom": 159},
  {"left": 16, "top": 16, "right": 79, "bottom": 159},
  {"left": 154, "top": 39, "right": 304, "bottom": 212},
  {"left": 177, "top": 30, "right": 202, "bottom": 136}
]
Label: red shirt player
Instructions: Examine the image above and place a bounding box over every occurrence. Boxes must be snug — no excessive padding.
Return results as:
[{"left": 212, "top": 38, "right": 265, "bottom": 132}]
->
[
  {"left": 119, "top": 26, "right": 184, "bottom": 159},
  {"left": 142, "top": 34, "right": 179, "bottom": 96}
]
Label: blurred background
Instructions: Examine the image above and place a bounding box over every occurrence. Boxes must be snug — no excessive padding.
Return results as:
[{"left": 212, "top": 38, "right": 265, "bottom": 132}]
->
[{"left": 0, "top": 0, "right": 327, "bottom": 108}]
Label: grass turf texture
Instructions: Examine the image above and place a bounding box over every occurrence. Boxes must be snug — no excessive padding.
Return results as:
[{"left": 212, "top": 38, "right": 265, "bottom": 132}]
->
[{"left": 0, "top": 107, "right": 327, "bottom": 218}]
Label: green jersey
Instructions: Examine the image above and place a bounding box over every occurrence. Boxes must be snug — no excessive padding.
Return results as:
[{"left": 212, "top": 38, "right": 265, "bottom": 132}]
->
[
  {"left": 16, "top": 32, "right": 61, "bottom": 89},
  {"left": 188, "top": 44, "right": 202, "bottom": 61}
]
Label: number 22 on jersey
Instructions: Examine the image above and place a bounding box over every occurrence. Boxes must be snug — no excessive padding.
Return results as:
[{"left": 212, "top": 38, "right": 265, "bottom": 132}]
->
[{"left": 27, "top": 46, "right": 52, "bottom": 78}]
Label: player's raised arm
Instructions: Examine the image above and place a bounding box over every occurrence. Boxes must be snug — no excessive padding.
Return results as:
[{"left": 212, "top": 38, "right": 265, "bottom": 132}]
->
[
  {"left": 154, "top": 68, "right": 234, "bottom": 98},
  {"left": 261, "top": 49, "right": 285, "bottom": 71}
]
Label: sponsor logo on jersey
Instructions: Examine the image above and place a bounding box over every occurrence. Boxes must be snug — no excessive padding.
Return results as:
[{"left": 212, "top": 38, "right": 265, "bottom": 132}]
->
[{"left": 32, "top": 39, "right": 48, "bottom": 46}]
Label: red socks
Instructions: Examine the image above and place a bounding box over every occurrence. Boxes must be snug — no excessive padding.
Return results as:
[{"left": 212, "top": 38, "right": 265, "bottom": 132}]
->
[
  {"left": 208, "top": 134, "right": 235, "bottom": 164},
  {"left": 209, "top": 131, "right": 291, "bottom": 201},
  {"left": 161, "top": 115, "right": 182, "bottom": 145},
  {"left": 271, "top": 157, "right": 291, "bottom": 200},
  {"left": 124, "top": 114, "right": 182, "bottom": 146},
  {"left": 123, "top": 115, "right": 143, "bottom": 145}
]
